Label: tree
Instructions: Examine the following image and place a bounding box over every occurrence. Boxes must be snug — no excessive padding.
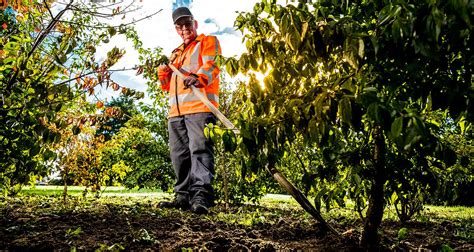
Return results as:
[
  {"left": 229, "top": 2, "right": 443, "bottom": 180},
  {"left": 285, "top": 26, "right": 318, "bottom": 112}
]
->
[
  {"left": 95, "top": 94, "right": 140, "bottom": 140},
  {"left": 44, "top": 96, "right": 98, "bottom": 201},
  {"left": 227, "top": 0, "right": 472, "bottom": 247},
  {"left": 0, "top": 0, "right": 160, "bottom": 195},
  {"left": 100, "top": 114, "right": 174, "bottom": 190}
]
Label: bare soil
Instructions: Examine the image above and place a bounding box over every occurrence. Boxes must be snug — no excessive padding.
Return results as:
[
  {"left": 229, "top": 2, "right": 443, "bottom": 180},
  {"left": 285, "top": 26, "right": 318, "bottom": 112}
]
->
[{"left": 0, "top": 197, "right": 472, "bottom": 251}]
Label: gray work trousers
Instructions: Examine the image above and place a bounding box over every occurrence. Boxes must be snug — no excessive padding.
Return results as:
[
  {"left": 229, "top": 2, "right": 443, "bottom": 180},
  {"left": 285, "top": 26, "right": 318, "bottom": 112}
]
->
[{"left": 168, "top": 112, "right": 216, "bottom": 205}]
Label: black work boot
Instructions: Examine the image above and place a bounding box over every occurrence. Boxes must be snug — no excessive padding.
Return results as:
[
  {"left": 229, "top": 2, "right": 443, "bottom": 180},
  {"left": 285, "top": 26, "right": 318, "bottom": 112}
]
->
[
  {"left": 158, "top": 194, "right": 189, "bottom": 210},
  {"left": 190, "top": 198, "right": 209, "bottom": 214}
]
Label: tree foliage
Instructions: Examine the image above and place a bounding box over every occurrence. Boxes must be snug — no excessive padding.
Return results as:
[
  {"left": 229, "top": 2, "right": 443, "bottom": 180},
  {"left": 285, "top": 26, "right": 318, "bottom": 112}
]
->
[
  {"left": 226, "top": 0, "right": 472, "bottom": 247},
  {"left": 95, "top": 94, "right": 140, "bottom": 140},
  {"left": 101, "top": 114, "right": 174, "bottom": 191},
  {"left": 0, "top": 0, "right": 162, "bottom": 195}
]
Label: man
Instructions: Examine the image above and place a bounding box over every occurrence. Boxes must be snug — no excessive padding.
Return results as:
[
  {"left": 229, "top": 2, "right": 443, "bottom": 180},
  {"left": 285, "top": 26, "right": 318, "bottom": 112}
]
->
[{"left": 157, "top": 6, "right": 221, "bottom": 214}]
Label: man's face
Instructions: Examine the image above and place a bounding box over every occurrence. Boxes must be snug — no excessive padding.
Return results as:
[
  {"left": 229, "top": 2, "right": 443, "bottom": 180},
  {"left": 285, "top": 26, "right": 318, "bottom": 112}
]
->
[{"left": 175, "top": 17, "right": 197, "bottom": 45}]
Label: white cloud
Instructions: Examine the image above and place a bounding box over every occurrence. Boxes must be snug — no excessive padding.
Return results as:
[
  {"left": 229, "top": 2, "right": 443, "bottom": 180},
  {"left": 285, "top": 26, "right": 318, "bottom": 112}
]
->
[{"left": 190, "top": 0, "right": 256, "bottom": 57}]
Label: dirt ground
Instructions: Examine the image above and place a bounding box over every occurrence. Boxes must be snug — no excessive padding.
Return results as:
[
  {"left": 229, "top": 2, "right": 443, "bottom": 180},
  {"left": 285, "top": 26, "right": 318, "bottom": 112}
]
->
[{"left": 0, "top": 197, "right": 472, "bottom": 251}]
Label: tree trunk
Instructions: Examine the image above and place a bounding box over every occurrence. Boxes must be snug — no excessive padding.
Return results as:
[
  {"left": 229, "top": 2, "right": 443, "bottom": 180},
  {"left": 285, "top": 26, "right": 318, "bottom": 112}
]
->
[
  {"left": 62, "top": 165, "right": 68, "bottom": 203},
  {"left": 223, "top": 153, "right": 229, "bottom": 210},
  {"left": 360, "top": 127, "right": 386, "bottom": 248}
]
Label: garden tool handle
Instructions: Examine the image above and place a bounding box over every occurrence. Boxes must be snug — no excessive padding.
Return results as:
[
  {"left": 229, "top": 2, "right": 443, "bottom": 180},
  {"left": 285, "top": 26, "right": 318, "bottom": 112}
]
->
[{"left": 167, "top": 64, "right": 239, "bottom": 134}]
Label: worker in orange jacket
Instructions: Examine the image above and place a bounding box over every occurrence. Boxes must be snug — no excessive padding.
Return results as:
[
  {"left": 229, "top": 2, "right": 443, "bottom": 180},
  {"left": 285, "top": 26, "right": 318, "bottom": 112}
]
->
[{"left": 157, "top": 6, "right": 221, "bottom": 214}]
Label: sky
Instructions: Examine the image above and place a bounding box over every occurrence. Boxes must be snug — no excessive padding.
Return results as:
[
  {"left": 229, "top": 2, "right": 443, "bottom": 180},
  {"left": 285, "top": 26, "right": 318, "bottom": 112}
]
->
[{"left": 87, "top": 0, "right": 263, "bottom": 104}]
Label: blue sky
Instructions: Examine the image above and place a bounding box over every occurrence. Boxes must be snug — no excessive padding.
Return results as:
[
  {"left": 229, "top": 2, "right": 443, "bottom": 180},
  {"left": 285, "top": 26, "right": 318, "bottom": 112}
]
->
[{"left": 172, "top": 0, "right": 192, "bottom": 10}]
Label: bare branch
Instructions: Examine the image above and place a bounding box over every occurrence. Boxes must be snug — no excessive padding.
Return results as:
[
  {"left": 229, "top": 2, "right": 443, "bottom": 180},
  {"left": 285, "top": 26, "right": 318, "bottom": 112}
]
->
[
  {"left": 56, "top": 66, "right": 140, "bottom": 87},
  {"left": 43, "top": 0, "right": 54, "bottom": 19},
  {"left": 54, "top": 0, "right": 127, "bottom": 11},
  {"left": 59, "top": 9, "right": 162, "bottom": 29},
  {"left": 68, "top": 4, "right": 142, "bottom": 19}
]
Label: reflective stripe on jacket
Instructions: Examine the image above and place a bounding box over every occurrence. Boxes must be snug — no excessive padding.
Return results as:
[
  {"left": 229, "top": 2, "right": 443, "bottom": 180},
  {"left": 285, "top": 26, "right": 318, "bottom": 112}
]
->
[{"left": 158, "top": 34, "right": 221, "bottom": 118}]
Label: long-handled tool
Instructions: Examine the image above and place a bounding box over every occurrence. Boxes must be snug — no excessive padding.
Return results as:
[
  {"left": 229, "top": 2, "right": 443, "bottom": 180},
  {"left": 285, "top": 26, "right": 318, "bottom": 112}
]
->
[
  {"left": 167, "top": 64, "right": 239, "bottom": 134},
  {"left": 167, "top": 63, "right": 338, "bottom": 235}
]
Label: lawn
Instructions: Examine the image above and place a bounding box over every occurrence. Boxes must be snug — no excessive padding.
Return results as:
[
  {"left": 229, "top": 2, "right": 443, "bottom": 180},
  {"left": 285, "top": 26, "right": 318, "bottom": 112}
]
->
[
  {"left": 20, "top": 185, "right": 167, "bottom": 197},
  {"left": 0, "top": 186, "right": 472, "bottom": 250}
]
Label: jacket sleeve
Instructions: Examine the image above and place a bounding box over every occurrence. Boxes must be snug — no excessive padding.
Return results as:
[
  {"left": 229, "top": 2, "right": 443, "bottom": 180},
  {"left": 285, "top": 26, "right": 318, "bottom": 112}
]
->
[
  {"left": 196, "top": 36, "right": 221, "bottom": 86},
  {"left": 158, "top": 67, "right": 172, "bottom": 92}
]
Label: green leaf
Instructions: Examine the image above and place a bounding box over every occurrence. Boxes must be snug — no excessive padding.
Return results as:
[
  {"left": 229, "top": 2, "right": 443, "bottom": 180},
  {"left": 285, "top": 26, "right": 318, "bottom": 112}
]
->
[
  {"left": 440, "top": 244, "right": 455, "bottom": 252},
  {"left": 352, "top": 174, "right": 361, "bottom": 186},
  {"left": 239, "top": 54, "right": 249, "bottom": 72},
  {"left": 300, "top": 22, "right": 309, "bottom": 41},
  {"left": 308, "top": 118, "right": 319, "bottom": 141},
  {"left": 204, "top": 126, "right": 210, "bottom": 139},
  {"left": 30, "top": 144, "right": 41, "bottom": 156},
  {"left": 72, "top": 126, "right": 81, "bottom": 135},
  {"left": 222, "top": 130, "right": 237, "bottom": 153},
  {"left": 397, "top": 227, "right": 408, "bottom": 240},
  {"left": 391, "top": 117, "right": 403, "bottom": 138},
  {"left": 367, "top": 103, "right": 380, "bottom": 123},
  {"left": 108, "top": 26, "right": 117, "bottom": 36},
  {"left": 338, "top": 97, "right": 352, "bottom": 126}
]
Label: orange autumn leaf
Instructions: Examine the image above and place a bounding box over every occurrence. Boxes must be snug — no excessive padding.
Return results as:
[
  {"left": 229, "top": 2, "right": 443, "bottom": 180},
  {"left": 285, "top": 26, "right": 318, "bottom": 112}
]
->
[
  {"left": 0, "top": 0, "right": 7, "bottom": 10},
  {"left": 55, "top": 22, "right": 66, "bottom": 33},
  {"left": 111, "top": 83, "right": 120, "bottom": 91},
  {"left": 89, "top": 116, "right": 97, "bottom": 126},
  {"left": 105, "top": 107, "right": 113, "bottom": 116},
  {"left": 80, "top": 117, "right": 87, "bottom": 125},
  {"left": 96, "top": 101, "right": 104, "bottom": 109},
  {"left": 67, "top": 117, "right": 74, "bottom": 125}
]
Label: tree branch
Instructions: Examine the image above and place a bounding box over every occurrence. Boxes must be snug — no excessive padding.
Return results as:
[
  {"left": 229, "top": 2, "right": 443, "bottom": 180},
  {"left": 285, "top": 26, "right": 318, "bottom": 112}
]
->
[
  {"left": 59, "top": 9, "right": 162, "bottom": 29},
  {"left": 6, "top": 0, "right": 73, "bottom": 93},
  {"left": 43, "top": 0, "right": 54, "bottom": 19}
]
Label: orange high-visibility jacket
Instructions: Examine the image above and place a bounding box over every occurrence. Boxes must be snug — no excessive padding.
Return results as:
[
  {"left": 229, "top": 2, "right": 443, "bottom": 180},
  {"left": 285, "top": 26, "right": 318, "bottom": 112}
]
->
[{"left": 158, "top": 34, "right": 221, "bottom": 118}]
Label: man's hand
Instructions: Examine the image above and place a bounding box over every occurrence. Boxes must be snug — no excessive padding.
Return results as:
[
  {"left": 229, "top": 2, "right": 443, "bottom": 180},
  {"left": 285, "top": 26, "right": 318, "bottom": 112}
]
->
[{"left": 184, "top": 74, "right": 204, "bottom": 88}]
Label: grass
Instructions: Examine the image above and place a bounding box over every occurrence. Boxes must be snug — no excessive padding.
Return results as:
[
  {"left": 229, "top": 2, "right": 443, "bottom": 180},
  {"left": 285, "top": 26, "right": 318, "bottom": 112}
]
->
[
  {"left": 17, "top": 186, "right": 474, "bottom": 225},
  {"left": 20, "top": 185, "right": 165, "bottom": 197},
  {"left": 423, "top": 205, "right": 474, "bottom": 222}
]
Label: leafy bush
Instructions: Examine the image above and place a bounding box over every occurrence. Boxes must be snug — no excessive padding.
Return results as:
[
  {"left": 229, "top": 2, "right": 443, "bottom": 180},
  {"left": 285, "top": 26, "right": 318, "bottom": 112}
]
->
[{"left": 101, "top": 115, "right": 174, "bottom": 191}]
